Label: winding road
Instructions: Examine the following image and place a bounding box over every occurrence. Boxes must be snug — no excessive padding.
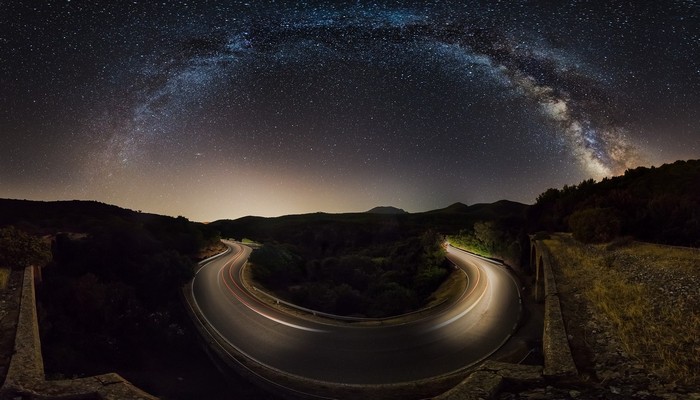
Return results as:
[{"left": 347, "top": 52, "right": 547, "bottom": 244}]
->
[{"left": 190, "top": 241, "right": 521, "bottom": 385}]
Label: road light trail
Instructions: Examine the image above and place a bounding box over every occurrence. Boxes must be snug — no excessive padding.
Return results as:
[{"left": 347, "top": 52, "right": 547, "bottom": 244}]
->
[{"left": 190, "top": 240, "right": 521, "bottom": 385}]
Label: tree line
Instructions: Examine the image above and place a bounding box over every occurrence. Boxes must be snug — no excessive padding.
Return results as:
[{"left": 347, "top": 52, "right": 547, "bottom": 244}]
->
[
  {"left": 0, "top": 201, "right": 222, "bottom": 385},
  {"left": 528, "top": 160, "right": 700, "bottom": 245},
  {"left": 249, "top": 230, "right": 450, "bottom": 317}
]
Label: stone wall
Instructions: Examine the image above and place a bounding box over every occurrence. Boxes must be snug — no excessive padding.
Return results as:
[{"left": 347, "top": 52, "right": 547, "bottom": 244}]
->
[
  {"left": 3, "top": 265, "right": 46, "bottom": 392},
  {"left": 434, "top": 361, "right": 542, "bottom": 400},
  {"left": 530, "top": 240, "right": 577, "bottom": 378},
  {"left": 0, "top": 266, "right": 158, "bottom": 400}
]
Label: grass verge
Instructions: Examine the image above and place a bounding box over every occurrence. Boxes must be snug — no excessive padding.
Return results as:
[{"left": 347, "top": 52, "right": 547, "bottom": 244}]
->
[
  {"left": 544, "top": 235, "right": 700, "bottom": 386},
  {"left": 0, "top": 268, "right": 10, "bottom": 290},
  {"left": 424, "top": 268, "right": 467, "bottom": 308}
]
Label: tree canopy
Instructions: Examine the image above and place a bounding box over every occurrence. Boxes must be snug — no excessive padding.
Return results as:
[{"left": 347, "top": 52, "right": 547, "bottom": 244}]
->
[
  {"left": 0, "top": 226, "right": 51, "bottom": 269},
  {"left": 250, "top": 230, "right": 449, "bottom": 317},
  {"left": 528, "top": 160, "right": 700, "bottom": 246}
]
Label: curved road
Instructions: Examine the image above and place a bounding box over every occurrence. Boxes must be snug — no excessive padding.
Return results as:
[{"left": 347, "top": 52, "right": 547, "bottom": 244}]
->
[{"left": 191, "top": 241, "right": 520, "bottom": 385}]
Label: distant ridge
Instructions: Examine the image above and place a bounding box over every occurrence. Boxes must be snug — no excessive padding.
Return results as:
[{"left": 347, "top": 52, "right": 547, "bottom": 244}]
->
[
  {"left": 420, "top": 202, "right": 470, "bottom": 214},
  {"left": 366, "top": 206, "right": 408, "bottom": 215},
  {"left": 437, "top": 202, "right": 470, "bottom": 213}
]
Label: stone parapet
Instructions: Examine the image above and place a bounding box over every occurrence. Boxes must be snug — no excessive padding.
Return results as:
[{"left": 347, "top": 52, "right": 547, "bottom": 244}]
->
[
  {"left": 434, "top": 361, "right": 542, "bottom": 400},
  {"left": 530, "top": 240, "right": 578, "bottom": 379},
  {"left": 3, "top": 266, "right": 44, "bottom": 389}
]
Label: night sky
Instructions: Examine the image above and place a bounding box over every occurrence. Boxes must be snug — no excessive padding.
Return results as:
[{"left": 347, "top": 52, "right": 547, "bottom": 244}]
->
[{"left": 2, "top": 1, "right": 698, "bottom": 221}]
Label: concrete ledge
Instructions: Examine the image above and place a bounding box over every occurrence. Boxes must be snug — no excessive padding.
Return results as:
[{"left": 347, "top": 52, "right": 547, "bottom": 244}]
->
[
  {"left": 434, "top": 361, "right": 543, "bottom": 400},
  {"left": 3, "top": 265, "right": 44, "bottom": 389},
  {"left": 35, "top": 373, "right": 155, "bottom": 400},
  {"left": 541, "top": 249, "right": 558, "bottom": 298},
  {"left": 531, "top": 241, "right": 578, "bottom": 379},
  {"left": 542, "top": 294, "right": 576, "bottom": 377}
]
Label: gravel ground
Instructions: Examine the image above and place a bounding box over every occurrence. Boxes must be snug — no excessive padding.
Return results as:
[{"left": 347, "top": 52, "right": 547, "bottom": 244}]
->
[{"left": 500, "top": 236, "right": 700, "bottom": 400}]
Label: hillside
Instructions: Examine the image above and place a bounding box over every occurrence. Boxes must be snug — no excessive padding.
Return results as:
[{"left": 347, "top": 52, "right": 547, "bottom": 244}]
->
[
  {"left": 210, "top": 201, "right": 527, "bottom": 318},
  {"left": 0, "top": 199, "right": 237, "bottom": 399},
  {"left": 0, "top": 199, "right": 218, "bottom": 251},
  {"left": 211, "top": 200, "right": 528, "bottom": 252},
  {"left": 529, "top": 160, "right": 700, "bottom": 246},
  {"left": 2, "top": 160, "right": 699, "bottom": 399}
]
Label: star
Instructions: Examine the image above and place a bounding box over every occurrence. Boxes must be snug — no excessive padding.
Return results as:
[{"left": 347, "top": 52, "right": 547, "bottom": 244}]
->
[{"left": 0, "top": 1, "right": 697, "bottom": 221}]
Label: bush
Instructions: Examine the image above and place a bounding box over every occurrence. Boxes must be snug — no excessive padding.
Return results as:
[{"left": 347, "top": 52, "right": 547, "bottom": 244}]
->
[
  {"left": 0, "top": 226, "right": 51, "bottom": 269},
  {"left": 532, "top": 231, "right": 551, "bottom": 240},
  {"left": 568, "top": 208, "right": 621, "bottom": 243},
  {"left": 605, "top": 236, "right": 635, "bottom": 251},
  {"left": 251, "top": 231, "right": 450, "bottom": 317}
]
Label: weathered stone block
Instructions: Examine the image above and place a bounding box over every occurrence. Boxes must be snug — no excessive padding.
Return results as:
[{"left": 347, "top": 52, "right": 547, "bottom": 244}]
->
[{"left": 543, "top": 294, "right": 577, "bottom": 377}]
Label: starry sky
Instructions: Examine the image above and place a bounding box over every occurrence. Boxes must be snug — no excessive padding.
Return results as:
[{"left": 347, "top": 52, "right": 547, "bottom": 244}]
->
[{"left": 1, "top": 1, "right": 698, "bottom": 221}]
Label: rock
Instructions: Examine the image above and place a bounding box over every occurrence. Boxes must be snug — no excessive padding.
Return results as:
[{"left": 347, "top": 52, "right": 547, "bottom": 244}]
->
[
  {"left": 610, "top": 386, "right": 621, "bottom": 394},
  {"left": 521, "top": 389, "right": 548, "bottom": 400},
  {"left": 569, "top": 389, "right": 581, "bottom": 398}
]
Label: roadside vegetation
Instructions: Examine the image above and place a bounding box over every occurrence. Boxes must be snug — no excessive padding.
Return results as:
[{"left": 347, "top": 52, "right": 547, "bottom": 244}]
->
[
  {"left": 0, "top": 225, "right": 49, "bottom": 290},
  {"left": 544, "top": 234, "right": 700, "bottom": 386},
  {"left": 0, "top": 225, "right": 51, "bottom": 270},
  {"left": 529, "top": 159, "right": 700, "bottom": 246},
  {"left": 37, "top": 216, "right": 219, "bottom": 376},
  {"left": 0, "top": 200, "right": 246, "bottom": 399},
  {"left": 0, "top": 159, "right": 697, "bottom": 396},
  {"left": 0, "top": 268, "right": 8, "bottom": 290},
  {"left": 447, "top": 219, "right": 523, "bottom": 265},
  {"left": 216, "top": 200, "right": 530, "bottom": 318},
  {"left": 249, "top": 230, "right": 450, "bottom": 317}
]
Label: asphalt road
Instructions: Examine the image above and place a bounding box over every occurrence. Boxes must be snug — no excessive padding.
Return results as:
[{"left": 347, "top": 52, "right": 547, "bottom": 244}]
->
[{"left": 191, "top": 241, "right": 521, "bottom": 385}]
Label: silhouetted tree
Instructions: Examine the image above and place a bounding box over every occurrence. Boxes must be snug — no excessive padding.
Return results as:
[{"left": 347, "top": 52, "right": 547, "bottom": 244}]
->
[
  {"left": 0, "top": 226, "right": 51, "bottom": 269},
  {"left": 568, "top": 208, "right": 621, "bottom": 243}
]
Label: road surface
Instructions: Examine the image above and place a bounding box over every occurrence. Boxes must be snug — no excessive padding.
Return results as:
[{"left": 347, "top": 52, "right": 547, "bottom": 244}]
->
[{"left": 190, "top": 241, "right": 520, "bottom": 385}]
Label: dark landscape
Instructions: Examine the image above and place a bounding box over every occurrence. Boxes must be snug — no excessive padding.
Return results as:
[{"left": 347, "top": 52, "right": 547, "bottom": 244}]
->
[
  {"left": 0, "top": 160, "right": 698, "bottom": 399},
  {"left": 1, "top": 1, "right": 697, "bottom": 399}
]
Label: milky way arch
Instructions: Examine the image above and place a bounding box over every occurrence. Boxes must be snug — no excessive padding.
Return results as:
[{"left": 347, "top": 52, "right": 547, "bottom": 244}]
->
[{"left": 100, "top": 7, "right": 643, "bottom": 184}]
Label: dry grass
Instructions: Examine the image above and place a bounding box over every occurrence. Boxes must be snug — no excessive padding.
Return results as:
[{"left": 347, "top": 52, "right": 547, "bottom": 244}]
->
[
  {"left": 424, "top": 269, "right": 467, "bottom": 308},
  {"left": 0, "top": 268, "right": 9, "bottom": 290},
  {"left": 544, "top": 235, "right": 700, "bottom": 386},
  {"left": 614, "top": 241, "right": 699, "bottom": 273}
]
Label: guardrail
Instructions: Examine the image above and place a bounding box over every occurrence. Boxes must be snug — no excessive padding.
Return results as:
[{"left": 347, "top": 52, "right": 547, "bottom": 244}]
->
[{"left": 184, "top": 243, "right": 336, "bottom": 400}]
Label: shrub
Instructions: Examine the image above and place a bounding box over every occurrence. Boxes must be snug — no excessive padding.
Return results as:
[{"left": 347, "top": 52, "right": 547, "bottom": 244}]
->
[
  {"left": 568, "top": 208, "right": 621, "bottom": 243},
  {"left": 0, "top": 226, "right": 51, "bottom": 269}
]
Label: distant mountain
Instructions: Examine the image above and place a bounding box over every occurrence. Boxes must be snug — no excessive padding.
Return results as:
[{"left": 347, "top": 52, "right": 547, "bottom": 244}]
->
[
  {"left": 424, "top": 202, "right": 470, "bottom": 214},
  {"left": 366, "top": 206, "right": 408, "bottom": 214},
  {"left": 466, "top": 200, "right": 528, "bottom": 218},
  {"left": 209, "top": 200, "right": 529, "bottom": 249},
  {"left": 419, "top": 200, "right": 526, "bottom": 217}
]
